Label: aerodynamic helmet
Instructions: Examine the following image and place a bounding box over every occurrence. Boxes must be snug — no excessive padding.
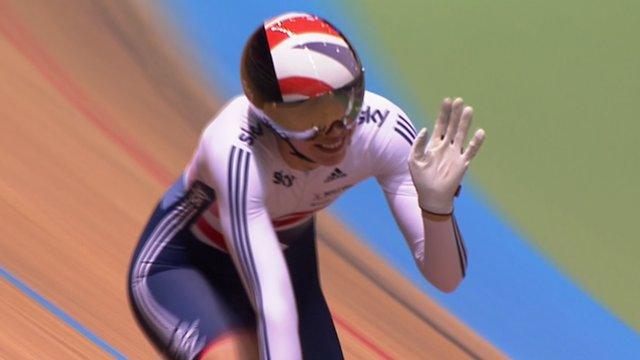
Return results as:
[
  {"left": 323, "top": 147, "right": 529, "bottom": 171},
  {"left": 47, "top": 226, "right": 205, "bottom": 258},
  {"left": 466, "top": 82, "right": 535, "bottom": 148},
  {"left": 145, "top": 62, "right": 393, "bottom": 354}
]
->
[{"left": 241, "top": 12, "right": 365, "bottom": 140}]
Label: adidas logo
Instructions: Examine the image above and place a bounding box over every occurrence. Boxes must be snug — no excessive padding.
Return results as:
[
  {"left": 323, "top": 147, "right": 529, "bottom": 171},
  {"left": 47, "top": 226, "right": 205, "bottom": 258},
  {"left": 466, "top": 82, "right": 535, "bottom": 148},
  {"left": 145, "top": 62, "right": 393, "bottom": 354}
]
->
[{"left": 324, "top": 168, "right": 347, "bottom": 183}]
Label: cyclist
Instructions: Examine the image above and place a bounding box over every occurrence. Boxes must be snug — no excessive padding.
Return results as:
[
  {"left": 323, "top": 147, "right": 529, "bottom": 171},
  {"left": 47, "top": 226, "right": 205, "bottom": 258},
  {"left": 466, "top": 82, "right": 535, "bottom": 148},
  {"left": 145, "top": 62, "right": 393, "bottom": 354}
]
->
[{"left": 128, "top": 12, "right": 485, "bottom": 360}]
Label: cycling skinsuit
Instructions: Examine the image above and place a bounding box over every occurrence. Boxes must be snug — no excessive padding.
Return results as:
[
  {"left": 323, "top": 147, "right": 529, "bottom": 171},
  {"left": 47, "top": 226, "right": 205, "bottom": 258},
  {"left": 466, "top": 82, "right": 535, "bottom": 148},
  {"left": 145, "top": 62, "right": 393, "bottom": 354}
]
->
[{"left": 127, "top": 90, "right": 426, "bottom": 359}]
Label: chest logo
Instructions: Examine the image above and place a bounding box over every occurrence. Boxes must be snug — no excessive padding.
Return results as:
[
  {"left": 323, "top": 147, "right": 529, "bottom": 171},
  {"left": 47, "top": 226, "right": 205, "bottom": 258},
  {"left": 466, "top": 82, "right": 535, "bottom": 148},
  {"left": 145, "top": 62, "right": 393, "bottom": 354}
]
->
[
  {"left": 357, "top": 105, "right": 390, "bottom": 127},
  {"left": 324, "top": 168, "right": 347, "bottom": 183},
  {"left": 273, "top": 170, "right": 296, "bottom": 187}
]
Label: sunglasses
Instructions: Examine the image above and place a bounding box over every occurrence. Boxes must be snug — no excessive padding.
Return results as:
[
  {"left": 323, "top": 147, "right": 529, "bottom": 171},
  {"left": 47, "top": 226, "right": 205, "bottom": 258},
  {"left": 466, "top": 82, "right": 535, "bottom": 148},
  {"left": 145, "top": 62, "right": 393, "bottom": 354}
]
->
[{"left": 254, "top": 72, "right": 365, "bottom": 141}]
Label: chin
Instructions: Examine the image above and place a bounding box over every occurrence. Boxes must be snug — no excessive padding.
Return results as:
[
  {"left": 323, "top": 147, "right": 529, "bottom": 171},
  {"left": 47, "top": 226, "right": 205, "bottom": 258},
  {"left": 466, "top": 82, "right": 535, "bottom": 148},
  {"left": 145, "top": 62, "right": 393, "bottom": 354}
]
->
[{"left": 313, "top": 148, "right": 348, "bottom": 166}]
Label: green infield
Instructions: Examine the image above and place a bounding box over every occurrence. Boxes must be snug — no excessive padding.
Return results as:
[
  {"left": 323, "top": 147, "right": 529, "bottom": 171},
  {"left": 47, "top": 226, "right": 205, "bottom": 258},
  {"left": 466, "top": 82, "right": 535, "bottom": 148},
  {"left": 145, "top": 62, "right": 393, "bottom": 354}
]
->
[{"left": 344, "top": 0, "right": 640, "bottom": 330}]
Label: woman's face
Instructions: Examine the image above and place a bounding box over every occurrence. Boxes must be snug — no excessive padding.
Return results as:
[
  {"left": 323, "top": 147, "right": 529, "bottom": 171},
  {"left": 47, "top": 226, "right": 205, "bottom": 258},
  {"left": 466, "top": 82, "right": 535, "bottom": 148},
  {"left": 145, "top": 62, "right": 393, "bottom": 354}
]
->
[
  {"left": 268, "top": 94, "right": 357, "bottom": 169},
  {"left": 287, "top": 121, "right": 355, "bottom": 167}
]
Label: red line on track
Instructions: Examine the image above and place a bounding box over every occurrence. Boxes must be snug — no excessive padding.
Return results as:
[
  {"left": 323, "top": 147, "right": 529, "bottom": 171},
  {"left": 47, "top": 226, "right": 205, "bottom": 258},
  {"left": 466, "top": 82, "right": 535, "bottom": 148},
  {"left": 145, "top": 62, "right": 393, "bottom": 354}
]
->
[
  {"left": 332, "top": 313, "right": 394, "bottom": 359},
  {"left": 0, "top": 2, "right": 394, "bottom": 358},
  {"left": 0, "top": 2, "right": 174, "bottom": 186}
]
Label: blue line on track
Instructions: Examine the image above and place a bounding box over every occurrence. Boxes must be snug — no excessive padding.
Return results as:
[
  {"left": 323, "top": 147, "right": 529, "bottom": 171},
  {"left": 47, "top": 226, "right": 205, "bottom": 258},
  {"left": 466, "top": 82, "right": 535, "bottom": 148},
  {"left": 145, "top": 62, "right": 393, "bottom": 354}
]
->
[{"left": 1, "top": 266, "right": 126, "bottom": 359}]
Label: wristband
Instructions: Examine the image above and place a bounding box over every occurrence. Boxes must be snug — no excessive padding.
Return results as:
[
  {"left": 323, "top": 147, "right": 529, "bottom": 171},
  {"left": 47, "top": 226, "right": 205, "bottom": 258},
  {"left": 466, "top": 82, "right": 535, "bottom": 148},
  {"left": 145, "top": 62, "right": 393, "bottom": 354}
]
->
[{"left": 420, "top": 205, "right": 453, "bottom": 218}]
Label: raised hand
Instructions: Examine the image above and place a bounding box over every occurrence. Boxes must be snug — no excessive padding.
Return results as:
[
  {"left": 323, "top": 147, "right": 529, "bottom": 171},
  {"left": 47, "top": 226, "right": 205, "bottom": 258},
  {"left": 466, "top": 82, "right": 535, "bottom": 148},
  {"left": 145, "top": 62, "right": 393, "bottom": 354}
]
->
[{"left": 408, "top": 98, "right": 486, "bottom": 215}]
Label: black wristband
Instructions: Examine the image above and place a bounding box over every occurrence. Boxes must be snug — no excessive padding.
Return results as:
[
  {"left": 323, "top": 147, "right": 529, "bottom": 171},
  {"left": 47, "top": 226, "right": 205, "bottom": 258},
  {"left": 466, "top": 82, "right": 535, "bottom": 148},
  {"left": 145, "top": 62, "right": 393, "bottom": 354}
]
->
[{"left": 419, "top": 205, "right": 453, "bottom": 217}]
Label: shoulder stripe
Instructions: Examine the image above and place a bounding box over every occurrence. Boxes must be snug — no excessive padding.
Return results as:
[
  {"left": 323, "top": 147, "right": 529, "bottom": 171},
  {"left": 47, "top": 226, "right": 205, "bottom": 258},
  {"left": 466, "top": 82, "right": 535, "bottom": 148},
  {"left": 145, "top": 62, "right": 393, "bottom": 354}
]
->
[
  {"left": 394, "top": 127, "right": 415, "bottom": 146},
  {"left": 227, "top": 146, "right": 271, "bottom": 359},
  {"left": 227, "top": 147, "right": 248, "bottom": 283},
  {"left": 394, "top": 113, "right": 417, "bottom": 145},
  {"left": 397, "top": 114, "right": 417, "bottom": 137},
  {"left": 239, "top": 151, "right": 271, "bottom": 358},
  {"left": 396, "top": 121, "right": 417, "bottom": 139}
]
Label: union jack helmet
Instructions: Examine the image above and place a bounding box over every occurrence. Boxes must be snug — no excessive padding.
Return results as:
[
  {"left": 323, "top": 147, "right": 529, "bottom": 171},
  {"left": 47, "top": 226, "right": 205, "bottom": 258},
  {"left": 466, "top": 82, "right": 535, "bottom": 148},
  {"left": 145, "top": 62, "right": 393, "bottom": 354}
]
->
[{"left": 241, "top": 12, "right": 365, "bottom": 140}]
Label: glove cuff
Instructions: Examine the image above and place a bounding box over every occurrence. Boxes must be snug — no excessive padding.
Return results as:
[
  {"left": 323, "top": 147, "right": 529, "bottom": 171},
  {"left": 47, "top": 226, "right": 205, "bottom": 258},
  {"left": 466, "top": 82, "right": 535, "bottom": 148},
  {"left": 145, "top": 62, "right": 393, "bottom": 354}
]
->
[
  {"left": 416, "top": 185, "right": 461, "bottom": 215},
  {"left": 419, "top": 204, "right": 453, "bottom": 217}
]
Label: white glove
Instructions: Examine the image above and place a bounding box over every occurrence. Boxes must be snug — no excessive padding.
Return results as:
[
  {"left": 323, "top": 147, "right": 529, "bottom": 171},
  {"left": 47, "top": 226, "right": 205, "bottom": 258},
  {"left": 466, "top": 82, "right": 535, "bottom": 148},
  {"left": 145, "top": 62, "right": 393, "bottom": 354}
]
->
[{"left": 408, "top": 98, "right": 486, "bottom": 215}]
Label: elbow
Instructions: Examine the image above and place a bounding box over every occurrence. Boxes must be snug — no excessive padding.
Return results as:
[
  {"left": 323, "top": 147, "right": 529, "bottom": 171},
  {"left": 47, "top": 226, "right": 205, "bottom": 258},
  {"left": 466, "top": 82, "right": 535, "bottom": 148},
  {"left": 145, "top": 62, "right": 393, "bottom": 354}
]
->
[
  {"left": 421, "top": 268, "right": 464, "bottom": 293},
  {"left": 430, "top": 277, "right": 463, "bottom": 293}
]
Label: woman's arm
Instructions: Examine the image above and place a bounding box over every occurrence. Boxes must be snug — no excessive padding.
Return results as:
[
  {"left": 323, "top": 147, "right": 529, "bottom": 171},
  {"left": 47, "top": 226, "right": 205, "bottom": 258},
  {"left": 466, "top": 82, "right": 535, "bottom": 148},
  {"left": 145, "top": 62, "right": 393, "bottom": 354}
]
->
[
  {"left": 385, "top": 193, "right": 467, "bottom": 292},
  {"left": 383, "top": 191, "right": 467, "bottom": 292},
  {"left": 376, "top": 97, "right": 484, "bottom": 292},
  {"left": 203, "top": 143, "right": 302, "bottom": 360},
  {"left": 420, "top": 211, "right": 467, "bottom": 291},
  {"left": 407, "top": 97, "right": 485, "bottom": 291}
]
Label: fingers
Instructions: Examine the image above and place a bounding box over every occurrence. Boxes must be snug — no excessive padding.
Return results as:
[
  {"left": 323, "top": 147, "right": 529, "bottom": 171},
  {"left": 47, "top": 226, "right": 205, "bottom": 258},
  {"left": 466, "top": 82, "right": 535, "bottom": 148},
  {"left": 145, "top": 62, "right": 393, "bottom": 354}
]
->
[
  {"left": 444, "top": 98, "right": 464, "bottom": 144},
  {"left": 454, "top": 106, "right": 474, "bottom": 150},
  {"left": 430, "top": 98, "right": 452, "bottom": 143},
  {"left": 410, "top": 127, "right": 429, "bottom": 161},
  {"left": 463, "top": 129, "right": 486, "bottom": 163}
]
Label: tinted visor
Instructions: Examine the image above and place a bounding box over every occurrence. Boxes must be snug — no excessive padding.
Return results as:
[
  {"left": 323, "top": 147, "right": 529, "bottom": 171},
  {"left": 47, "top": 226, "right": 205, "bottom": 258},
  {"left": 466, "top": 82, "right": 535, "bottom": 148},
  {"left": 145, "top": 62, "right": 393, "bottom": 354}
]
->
[{"left": 258, "top": 72, "right": 364, "bottom": 140}]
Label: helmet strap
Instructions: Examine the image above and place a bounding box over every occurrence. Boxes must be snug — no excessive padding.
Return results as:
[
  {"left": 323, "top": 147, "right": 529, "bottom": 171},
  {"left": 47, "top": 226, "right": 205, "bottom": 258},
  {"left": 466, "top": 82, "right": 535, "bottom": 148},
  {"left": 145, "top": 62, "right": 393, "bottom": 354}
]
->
[
  {"left": 283, "top": 138, "right": 317, "bottom": 164},
  {"left": 251, "top": 106, "right": 318, "bottom": 164}
]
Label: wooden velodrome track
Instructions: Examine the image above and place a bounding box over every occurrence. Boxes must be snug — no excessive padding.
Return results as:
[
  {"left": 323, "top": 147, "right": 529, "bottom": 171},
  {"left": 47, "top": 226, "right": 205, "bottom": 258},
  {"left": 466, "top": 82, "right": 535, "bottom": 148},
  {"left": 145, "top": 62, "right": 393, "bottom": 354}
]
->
[{"left": 0, "top": 1, "right": 505, "bottom": 359}]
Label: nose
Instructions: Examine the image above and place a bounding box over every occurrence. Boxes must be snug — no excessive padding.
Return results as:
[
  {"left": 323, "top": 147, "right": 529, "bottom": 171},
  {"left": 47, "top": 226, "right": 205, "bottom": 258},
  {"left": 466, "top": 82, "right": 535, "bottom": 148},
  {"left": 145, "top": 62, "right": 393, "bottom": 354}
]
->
[{"left": 324, "top": 118, "right": 352, "bottom": 136}]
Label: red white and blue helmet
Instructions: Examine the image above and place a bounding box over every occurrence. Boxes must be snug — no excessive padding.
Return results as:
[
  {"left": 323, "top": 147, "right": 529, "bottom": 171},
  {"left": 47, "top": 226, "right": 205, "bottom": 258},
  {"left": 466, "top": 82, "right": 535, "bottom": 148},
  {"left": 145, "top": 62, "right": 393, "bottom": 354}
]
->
[{"left": 241, "top": 12, "right": 365, "bottom": 140}]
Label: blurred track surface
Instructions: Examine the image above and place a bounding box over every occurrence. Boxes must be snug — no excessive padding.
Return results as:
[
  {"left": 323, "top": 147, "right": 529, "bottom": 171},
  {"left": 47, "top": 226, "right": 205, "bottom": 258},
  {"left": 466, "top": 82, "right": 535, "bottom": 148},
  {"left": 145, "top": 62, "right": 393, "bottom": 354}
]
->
[{"left": 0, "top": 1, "right": 503, "bottom": 358}]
